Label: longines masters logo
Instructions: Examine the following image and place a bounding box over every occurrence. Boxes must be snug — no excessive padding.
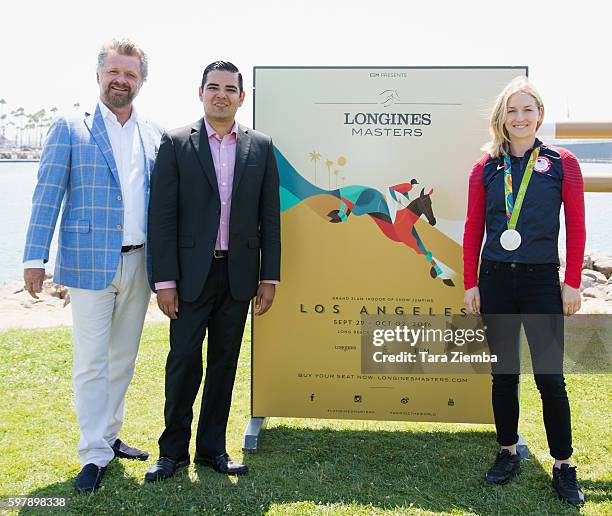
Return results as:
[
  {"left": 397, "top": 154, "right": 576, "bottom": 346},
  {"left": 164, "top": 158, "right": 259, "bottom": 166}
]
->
[
  {"left": 343, "top": 89, "right": 431, "bottom": 138},
  {"left": 315, "top": 78, "right": 461, "bottom": 138}
]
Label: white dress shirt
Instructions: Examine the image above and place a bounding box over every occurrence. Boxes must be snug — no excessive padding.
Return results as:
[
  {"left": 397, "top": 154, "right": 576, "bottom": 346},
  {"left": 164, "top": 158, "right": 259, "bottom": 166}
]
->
[
  {"left": 24, "top": 102, "right": 146, "bottom": 269},
  {"left": 98, "top": 101, "right": 146, "bottom": 247}
]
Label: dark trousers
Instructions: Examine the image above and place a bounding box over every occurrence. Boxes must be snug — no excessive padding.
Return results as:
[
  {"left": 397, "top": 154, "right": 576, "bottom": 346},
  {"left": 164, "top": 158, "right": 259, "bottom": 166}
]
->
[
  {"left": 158, "top": 258, "right": 250, "bottom": 460},
  {"left": 479, "top": 260, "right": 573, "bottom": 460}
]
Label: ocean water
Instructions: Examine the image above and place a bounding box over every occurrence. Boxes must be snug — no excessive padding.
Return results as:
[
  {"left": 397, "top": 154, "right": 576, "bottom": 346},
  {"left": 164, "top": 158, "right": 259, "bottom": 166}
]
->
[
  {"left": 1, "top": 162, "right": 59, "bottom": 285},
  {"left": 1, "top": 162, "right": 610, "bottom": 285}
]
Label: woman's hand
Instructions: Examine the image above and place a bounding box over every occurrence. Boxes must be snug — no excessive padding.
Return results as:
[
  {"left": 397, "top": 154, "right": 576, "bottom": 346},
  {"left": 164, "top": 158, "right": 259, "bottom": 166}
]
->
[
  {"left": 464, "top": 286, "right": 481, "bottom": 315},
  {"left": 562, "top": 284, "right": 581, "bottom": 316}
]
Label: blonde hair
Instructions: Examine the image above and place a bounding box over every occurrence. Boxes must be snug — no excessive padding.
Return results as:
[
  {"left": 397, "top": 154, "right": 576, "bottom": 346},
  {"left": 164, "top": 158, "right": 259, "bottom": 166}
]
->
[
  {"left": 482, "top": 76, "right": 544, "bottom": 158},
  {"left": 97, "top": 38, "right": 148, "bottom": 82}
]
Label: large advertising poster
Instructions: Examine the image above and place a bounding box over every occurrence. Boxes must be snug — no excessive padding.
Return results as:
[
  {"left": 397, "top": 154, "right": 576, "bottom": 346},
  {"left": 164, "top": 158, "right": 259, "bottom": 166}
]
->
[{"left": 253, "top": 67, "right": 526, "bottom": 424}]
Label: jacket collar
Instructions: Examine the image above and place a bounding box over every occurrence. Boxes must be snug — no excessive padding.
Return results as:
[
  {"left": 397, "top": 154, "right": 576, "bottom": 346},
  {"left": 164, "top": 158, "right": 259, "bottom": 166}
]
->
[
  {"left": 189, "top": 118, "right": 251, "bottom": 200},
  {"left": 84, "top": 104, "right": 120, "bottom": 186}
]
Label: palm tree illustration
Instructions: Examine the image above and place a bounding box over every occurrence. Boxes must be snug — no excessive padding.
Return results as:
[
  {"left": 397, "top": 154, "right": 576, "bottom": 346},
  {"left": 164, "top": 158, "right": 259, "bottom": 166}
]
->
[
  {"left": 325, "top": 159, "right": 333, "bottom": 189},
  {"left": 308, "top": 151, "right": 322, "bottom": 185},
  {"left": 336, "top": 156, "right": 347, "bottom": 189}
]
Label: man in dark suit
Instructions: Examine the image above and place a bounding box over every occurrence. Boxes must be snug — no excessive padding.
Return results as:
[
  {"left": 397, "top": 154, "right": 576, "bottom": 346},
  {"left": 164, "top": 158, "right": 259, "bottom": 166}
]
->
[{"left": 145, "top": 61, "right": 280, "bottom": 481}]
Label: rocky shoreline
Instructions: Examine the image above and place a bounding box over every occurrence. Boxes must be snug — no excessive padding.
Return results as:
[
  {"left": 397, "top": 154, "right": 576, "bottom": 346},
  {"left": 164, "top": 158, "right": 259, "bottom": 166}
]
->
[
  {"left": 562, "top": 251, "right": 612, "bottom": 314},
  {"left": 1, "top": 253, "right": 611, "bottom": 331},
  {"left": 0, "top": 273, "right": 166, "bottom": 330}
]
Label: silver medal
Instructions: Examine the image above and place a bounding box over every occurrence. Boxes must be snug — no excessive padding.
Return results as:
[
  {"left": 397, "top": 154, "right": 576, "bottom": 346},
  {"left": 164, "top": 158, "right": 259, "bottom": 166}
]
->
[{"left": 500, "top": 229, "right": 521, "bottom": 251}]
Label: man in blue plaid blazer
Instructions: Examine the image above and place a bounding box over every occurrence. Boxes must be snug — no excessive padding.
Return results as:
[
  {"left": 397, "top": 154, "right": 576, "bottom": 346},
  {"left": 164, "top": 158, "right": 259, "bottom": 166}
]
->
[{"left": 23, "top": 39, "right": 163, "bottom": 494}]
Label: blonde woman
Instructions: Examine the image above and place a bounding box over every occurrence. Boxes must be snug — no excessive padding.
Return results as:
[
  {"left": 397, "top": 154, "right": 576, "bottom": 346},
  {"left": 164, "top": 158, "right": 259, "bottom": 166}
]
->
[{"left": 462, "top": 76, "right": 585, "bottom": 505}]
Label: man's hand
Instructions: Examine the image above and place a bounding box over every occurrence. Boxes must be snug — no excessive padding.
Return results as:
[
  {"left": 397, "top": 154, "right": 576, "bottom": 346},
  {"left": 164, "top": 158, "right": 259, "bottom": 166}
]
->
[
  {"left": 463, "top": 286, "right": 481, "bottom": 315},
  {"left": 24, "top": 268, "right": 45, "bottom": 299},
  {"left": 157, "top": 287, "right": 179, "bottom": 319},
  {"left": 562, "top": 284, "right": 581, "bottom": 316},
  {"left": 255, "top": 283, "right": 275, "bottom": 316}
]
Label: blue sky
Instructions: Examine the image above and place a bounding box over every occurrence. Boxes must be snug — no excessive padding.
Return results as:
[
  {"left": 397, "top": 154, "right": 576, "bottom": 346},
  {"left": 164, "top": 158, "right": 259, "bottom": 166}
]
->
[{"left": 2, "top": 0, "right": 608, "bottom": 129}]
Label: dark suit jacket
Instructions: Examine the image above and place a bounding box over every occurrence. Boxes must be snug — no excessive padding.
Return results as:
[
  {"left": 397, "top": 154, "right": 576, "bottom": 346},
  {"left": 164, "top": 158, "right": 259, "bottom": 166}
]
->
[{"left": 148, "top": 118, "right": 281, "bottom": 303}]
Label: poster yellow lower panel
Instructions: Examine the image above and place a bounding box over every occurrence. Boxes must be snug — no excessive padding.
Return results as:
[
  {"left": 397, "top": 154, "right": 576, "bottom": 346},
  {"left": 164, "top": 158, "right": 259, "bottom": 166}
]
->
[{"left": 253, "top": 201, "right": 493, "bottom": 424}]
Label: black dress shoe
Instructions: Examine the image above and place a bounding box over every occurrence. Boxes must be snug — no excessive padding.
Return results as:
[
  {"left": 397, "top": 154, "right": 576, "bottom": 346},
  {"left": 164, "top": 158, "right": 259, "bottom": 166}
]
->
[
  {"left": 194, "top": 452, "right": 248, "bottom": 475},
  {"left": 485, "top": 449, "right": 521, "bottom": 484},
  {"left": 112, "top": 438, "right": 149, "bottom": 461},
  {"left": 75, "top": 463, "right": 107, "bottom": 494},
  {"left": 144, "top": 456, "right": 190, "bottom": 482}
]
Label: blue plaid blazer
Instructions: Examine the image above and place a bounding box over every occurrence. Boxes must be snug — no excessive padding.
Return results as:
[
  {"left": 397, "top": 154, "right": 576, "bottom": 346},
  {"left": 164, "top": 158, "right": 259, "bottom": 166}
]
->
[{"left": 23, "top": 104, "right": 163, "bottom": 290}]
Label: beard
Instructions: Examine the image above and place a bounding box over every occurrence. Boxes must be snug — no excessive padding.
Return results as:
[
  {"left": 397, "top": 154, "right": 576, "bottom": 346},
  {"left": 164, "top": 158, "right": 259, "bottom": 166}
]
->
[{"left": 102, "top": 81, "right": 137, "bottom": 108}]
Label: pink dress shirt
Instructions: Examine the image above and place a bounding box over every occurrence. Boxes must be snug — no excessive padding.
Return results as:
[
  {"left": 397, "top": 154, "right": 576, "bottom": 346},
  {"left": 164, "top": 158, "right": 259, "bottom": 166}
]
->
[
  {"left": 206, "top": 117, "right": 237, "bottom": 251},
  {"left": 155, "top": 118, "right": 277, "bottom": 290}
]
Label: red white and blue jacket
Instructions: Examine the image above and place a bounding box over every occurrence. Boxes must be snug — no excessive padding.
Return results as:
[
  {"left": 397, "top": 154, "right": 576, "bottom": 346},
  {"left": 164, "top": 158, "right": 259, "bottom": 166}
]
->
[{"left": 463, "top": 139, "right": 585, "bottom": 289}]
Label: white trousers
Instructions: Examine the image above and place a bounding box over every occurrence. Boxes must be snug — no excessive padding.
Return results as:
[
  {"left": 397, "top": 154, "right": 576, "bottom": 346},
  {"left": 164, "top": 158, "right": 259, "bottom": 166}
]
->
[{"left": 70, "top": 248, "right": 150, "bottom": 466}]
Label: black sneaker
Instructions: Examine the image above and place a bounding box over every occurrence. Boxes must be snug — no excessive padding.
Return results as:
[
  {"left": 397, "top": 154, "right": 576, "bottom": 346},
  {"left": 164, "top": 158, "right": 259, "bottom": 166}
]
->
[
  {"left": 552, "top": 464, "right": 585, "bottom": 506},
  {"left": 485, "top": 449, "right": 521, "bottom": 484}
]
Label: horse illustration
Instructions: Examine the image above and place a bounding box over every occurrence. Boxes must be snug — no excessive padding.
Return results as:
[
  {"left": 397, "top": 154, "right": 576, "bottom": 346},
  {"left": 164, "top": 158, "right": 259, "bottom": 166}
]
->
[
  {"left": 274, "top": 149, "right": 456, "bottom": 287},
  {"left": 328, "top": 184, "right": 455, "bottom": 287}
]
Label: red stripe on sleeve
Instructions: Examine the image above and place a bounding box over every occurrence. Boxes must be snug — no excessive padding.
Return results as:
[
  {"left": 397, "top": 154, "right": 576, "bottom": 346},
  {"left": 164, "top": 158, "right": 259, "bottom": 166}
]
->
[
  {"left": 462, "top": 155, "right": 488, "bottom": 289},
  {"left": 558, "top": 148, "right": 586, "bottom": 288}
]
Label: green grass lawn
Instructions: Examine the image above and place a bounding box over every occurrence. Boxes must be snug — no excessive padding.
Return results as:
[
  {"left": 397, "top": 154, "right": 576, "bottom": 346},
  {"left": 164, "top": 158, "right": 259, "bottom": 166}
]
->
[{"left": 0, "top": 322, "right": 610, "bottom": 515}]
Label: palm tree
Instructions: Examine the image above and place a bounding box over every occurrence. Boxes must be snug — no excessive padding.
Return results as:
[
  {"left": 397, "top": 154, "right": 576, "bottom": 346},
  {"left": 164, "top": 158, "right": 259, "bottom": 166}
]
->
[
  {"left": 26, "top": 113, "right": 35, "bottom": 147},
  {"left": 334, "top": 169, "right": 339, "bottom": 189},
  {"left": 73, "top": 102, "right": 80, "bottom": 111},
  {"left": 308, "top": 150, "right": 322, "bottom": 185},
  {"left": 27, "top": 121, "right": 37, "bottom": 147},
  {"left": 31, "top": 109, "right": 46, "bottom": 149},
  {"left": 39, "top": 115, "right": 52, "bottom": 147},
  {"left": 325, "top": 159, "right": 333, "bottom": 189},
  {"left": 12, "top": 107, "right": 25, "bottom": 147},
  {"left": 0, "top": 99, "right": 6, "bottom": 137}
]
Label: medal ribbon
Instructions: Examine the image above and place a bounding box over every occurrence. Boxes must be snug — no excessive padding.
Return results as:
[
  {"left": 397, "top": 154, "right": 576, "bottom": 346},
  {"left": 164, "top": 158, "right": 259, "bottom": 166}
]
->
[{"left": 503, "top": 146, "right": 540, "bottom": 230}]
